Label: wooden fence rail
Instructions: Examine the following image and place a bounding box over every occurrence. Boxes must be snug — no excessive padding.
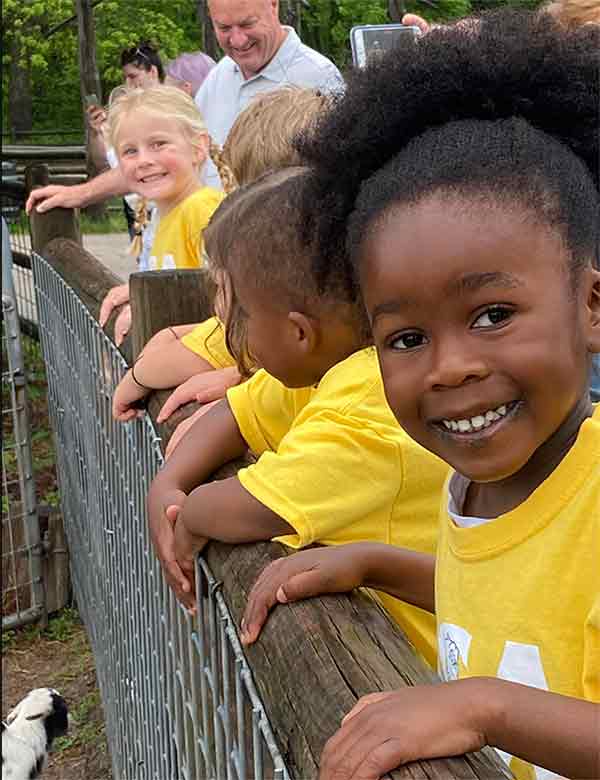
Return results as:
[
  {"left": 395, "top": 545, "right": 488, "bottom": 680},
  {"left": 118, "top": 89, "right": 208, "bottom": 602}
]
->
[{"left": 29, "top": 202, "right": 512, "bottom": 780}]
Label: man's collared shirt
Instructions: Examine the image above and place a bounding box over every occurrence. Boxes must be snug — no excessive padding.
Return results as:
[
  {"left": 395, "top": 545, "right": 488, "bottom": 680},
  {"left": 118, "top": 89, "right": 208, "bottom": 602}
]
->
[{"left": 196, "top": 27, "right": 343, "bottom": 188}]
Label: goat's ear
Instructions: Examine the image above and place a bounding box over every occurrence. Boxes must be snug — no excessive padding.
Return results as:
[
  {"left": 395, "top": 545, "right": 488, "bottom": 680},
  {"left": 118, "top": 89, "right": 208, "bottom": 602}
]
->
[
  {"left": 25, "top": 712, "right": 45, "bottom": 721},
  {"left": 6, "top": 707, "right": 20, "bottom": 724}
]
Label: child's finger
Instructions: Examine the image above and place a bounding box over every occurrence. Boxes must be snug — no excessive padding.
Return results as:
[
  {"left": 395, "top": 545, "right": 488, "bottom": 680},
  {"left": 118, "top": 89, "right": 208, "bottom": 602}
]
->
[
  {"left": 165, "top": 503, "right": 182, "bottom": 524},
  {"left": 342, "top": 693, "right": 387, "bottom": 724},
  {"left": 278, "top": 568, "right": 328, "bottom": 604},
  {"left": 156, "top": 390, "right": 182, "bottom": 423}
]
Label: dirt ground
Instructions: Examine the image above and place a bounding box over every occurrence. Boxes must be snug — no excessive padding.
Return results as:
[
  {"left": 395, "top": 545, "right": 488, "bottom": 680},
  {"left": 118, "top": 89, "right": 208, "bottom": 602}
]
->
[{"left": 1, "top": 609, "right": 112, "bottom": 779}]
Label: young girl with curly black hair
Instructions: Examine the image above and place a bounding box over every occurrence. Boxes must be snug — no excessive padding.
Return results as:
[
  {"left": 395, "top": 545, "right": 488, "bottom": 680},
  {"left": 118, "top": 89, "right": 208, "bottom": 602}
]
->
[{"left": 241, "top": 11, "right": 600, "bottom": 779}]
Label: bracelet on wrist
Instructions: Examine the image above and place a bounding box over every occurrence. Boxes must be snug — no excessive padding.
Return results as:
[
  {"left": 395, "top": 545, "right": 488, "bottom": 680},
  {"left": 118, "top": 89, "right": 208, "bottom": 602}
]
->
[{"left": 130, "top": 360, "right": 152, "bottom": 391}]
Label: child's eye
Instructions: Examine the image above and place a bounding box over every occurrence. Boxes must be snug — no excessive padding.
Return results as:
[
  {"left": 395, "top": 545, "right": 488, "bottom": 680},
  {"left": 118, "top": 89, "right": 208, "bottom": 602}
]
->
[
  {"left": 472, "top": 306, "right": 513, "bottom": 329},
  {"left": 152, "top": 140, "right": 167, "bottom": 149},
  {"left": 388, "top": 331, "right": 428, "bottom": 351},
  {"left": 121, "top": 147, "right": 136, "bottom": 156}
]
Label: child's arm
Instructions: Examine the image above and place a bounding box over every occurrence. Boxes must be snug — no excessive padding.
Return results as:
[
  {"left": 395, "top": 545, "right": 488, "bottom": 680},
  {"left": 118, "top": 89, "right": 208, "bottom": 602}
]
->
[
  {"left": 156, "top": 366, "right": 241, "bottom": 424},
  {"left": 318, "top": 679, "right": 599, "bottom": 780},
  {"left": 240, "top": 542, "right": 435, "bottom": 645},
  {"left": 147, "top": 399, "right": 293, "bottom": 608},
  {"left": 112, "top": 328, "right": 215, "bottom": 421}
]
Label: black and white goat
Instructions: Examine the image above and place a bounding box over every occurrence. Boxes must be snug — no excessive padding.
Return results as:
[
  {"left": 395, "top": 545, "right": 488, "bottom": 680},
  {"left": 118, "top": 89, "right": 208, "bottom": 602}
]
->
[{"left": 1, "top": 688, "right": 68, "bottom": 780}]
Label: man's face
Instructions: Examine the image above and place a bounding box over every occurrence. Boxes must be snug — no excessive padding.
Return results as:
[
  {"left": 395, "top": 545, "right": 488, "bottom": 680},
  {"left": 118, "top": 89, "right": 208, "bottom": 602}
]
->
[{"left": 209, "top": 0, "right": 284, "bottom": 79}]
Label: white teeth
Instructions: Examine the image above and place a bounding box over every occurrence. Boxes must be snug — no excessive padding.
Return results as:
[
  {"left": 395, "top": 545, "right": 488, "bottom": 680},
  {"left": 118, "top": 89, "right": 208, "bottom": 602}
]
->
[{"left": 441, "top": 403, "right": 512, "bottom": 433}]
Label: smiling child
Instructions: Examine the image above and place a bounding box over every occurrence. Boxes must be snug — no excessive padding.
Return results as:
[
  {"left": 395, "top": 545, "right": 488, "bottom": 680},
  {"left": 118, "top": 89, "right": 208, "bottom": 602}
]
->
[{"left": 240, "top": 11, "right": 600, "bottom": 780}]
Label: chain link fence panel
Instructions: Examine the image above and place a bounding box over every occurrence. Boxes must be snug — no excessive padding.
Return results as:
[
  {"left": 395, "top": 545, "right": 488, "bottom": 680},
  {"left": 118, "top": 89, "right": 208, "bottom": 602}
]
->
[{"left": 31, "top": 250, "right": 290, "bottom": 780}]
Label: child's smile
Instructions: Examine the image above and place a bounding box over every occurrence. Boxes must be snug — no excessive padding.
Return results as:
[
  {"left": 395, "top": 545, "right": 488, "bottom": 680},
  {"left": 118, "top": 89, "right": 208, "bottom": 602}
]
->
[
  {"left": 361, "top": 194, "right": 596, "bottom": 497},
  {"left": 117, "top": 111, "right": 204, "bottom": 214}
]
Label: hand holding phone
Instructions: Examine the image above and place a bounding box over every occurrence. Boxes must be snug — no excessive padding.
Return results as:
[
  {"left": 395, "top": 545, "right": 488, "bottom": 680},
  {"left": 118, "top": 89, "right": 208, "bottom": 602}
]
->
[
  {"left": 85, "top": 93, "right": 100, "bottom": 108},
  {"left": 350, "top": 24, "right": 420, "bottom": 68}
]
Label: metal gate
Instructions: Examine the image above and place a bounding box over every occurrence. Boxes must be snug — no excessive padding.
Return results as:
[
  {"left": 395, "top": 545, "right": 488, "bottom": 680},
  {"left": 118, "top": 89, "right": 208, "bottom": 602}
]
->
[{"left": 2, "top": 218, "right": 45, "bottom": 629}]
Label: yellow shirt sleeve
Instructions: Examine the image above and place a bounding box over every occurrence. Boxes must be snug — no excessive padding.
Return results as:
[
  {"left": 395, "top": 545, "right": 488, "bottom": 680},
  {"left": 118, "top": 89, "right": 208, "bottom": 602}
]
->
[
  {"left": 227, "top": 369, "right": 306, "bottom": 455},
  {"left": 180, "top": 317, "right": 235, "bottom": 370},
  {"left": 227, "top": 353, "right": 404, "bottom": 548}
]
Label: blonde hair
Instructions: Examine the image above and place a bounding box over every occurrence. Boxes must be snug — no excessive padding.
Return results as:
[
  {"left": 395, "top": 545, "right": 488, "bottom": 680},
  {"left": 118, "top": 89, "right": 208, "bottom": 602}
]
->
[
  {"left": 544, "top": 0, "right": 600, "bottom": 25},
  {"left": 223, "top": 87, "right": 331, "bottom": 186},
  {"left": 106, "top": 84, "right": 208, "bottom": 154}
]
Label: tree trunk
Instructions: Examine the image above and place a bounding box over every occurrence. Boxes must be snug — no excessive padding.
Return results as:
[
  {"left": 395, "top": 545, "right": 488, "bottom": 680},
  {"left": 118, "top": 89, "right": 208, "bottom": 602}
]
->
[
  {"left": 196, "top": 0, "right": 220, "bottom": 62},
  {"left": 388, "top": 0, "right": 407, "bottom": 21},
  {"left": 8, "top": 36, "right": 33, "bottom": 138},
  {"left": 75, "top": 0, "right": 106, "bottom": 219}
]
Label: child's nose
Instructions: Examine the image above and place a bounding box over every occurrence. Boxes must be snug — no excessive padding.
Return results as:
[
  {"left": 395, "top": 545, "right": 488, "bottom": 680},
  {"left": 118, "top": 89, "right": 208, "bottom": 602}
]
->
[{"left": 426, "top": 338, "right": 489, "bottom": 390}]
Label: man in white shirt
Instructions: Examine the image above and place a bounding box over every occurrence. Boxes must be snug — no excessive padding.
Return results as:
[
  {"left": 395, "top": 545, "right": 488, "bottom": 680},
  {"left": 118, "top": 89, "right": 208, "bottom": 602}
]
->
[
  {"left": 26, "top": 0, "right": 342, "bottom": 212},
  {"left": 197, "top": 0, "right": 343, "bottom": 186}
]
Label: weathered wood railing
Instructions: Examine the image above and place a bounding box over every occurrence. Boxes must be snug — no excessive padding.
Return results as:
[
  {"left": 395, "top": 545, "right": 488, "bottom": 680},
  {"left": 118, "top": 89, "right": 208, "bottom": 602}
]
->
[{"left": 28, "top": 203, "right": 512, "bottom": 779}]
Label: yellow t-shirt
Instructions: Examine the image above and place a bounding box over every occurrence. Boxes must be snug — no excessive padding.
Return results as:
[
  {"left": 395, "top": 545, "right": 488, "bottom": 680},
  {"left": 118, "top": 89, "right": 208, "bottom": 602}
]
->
[
  {"left": 227, "top": 348, "right": 449, "bottom": 666},
  {"left": 436, "top": 405, "right": 600, "bottom": 780},
  {"left": 148, "top": 187, "right": 223, "bottom": 271},
  {"left": 181, "top": 316, "right": 234, "bottom": 369}
]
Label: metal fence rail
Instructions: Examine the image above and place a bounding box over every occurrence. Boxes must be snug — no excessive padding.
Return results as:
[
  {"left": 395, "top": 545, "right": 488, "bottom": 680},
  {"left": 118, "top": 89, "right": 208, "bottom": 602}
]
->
[
  {"left": 2, "top": 220, "right": 45, "bottom": 629},
  {"left": 31, "top": 250, "right": 289, "bottom": 780}
]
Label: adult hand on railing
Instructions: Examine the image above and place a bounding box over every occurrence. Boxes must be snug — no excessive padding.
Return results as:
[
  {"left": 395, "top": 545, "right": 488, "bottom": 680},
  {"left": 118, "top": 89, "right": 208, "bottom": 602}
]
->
[
  {"left": 164, "top": 401, "right": 220, "bottom": 459},
  {"left": 26, "top": 183, "right": 90, "bottom": 214},
  {"left": 240, "top": 545, "right": 366, "bottom": 646},
  {"left": 157, "top": 367, "right": 242, "bottom": 424},
  {"left": 147, "top": 487, "right": 196, "bottom": 610}
]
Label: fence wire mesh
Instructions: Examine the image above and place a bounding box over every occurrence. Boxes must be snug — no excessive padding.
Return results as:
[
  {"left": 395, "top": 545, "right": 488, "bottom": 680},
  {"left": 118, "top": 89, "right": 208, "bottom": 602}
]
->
[
  {"left": 1, "top": 181, "right": 38, "bottom": 332},
  {"left": 2, "top": 220, "right": 45, "bottom": 630},
  {"left": 30, "top": 251, "right": 289, "bottom": 780}
]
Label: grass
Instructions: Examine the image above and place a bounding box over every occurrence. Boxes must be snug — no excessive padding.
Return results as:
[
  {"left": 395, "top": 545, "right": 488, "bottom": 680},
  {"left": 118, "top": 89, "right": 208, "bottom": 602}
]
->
[
  {"left": 79, "top": 200, "right": 128, "bottom": 235},
  {"left": 55, "top": 690, "right": 104, "bottom": 752},
  {"left": 1, "top": 606, "right": 81, "bottom": 654}
]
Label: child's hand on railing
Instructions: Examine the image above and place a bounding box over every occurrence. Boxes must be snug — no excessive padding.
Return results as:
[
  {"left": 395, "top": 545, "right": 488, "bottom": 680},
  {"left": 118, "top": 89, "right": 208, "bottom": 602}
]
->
[
  {"left": 147, "top": 487, "right": 194, "bottom": 609},
  {"left": 318, "top": 680, "right": 487, "bottom": 780},
  {"left": 240, "top": 545, "right": 367, "bottom": 646},
  {"left": 112, "top": 368, "right": 149, "bottom": 421},
  {"left": 173, "top": 517, "right": 209, "bottom": 612},
  {"left": 157, "top": 367, "right": 241, "bottom": 424},
  {"left": 99, "top": 284, "right": 130, "bottom": 346}
]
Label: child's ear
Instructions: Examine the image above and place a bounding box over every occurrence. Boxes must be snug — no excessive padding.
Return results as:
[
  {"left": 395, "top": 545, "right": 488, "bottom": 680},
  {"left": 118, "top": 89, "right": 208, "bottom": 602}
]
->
[
  {"left": 287, "top": 312, "right": 319, "bottom": 355},
  {"left": 194, "top": 134, "right": 209, "bottom": 165},
  {"left": 586, "top": 266, "right": 600, "bottom": 353}
]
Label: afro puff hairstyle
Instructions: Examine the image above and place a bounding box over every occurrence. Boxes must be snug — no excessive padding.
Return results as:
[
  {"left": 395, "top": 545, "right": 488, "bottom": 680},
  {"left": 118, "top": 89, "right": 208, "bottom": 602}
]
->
[{"left": 295, "top": 9, "right": 599, "bottom": 290}]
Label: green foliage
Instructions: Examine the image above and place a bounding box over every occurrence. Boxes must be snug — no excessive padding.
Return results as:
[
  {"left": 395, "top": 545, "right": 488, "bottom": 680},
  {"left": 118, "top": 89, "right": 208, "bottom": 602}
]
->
[
  {"left": 3, "top": 0, "right": 548, "bottom": 133},
  {"left": 3, "top": 0, "right": 202, "bottom": 133}
]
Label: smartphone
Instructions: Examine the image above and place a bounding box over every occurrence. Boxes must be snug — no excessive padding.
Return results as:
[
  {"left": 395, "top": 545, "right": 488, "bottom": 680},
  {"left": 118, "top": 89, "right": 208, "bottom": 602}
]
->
[
  {"left": 85, "top": 93, "right": 100, "bottom": 108},
  {"left": 350, "top": 24, "right": 420, "bottom": 68}
]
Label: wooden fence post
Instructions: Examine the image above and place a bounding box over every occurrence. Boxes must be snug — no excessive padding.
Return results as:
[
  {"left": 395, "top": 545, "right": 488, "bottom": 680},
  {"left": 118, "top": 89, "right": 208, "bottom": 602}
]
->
[
  {"left": 26, "top": 164, "right": 82, "bottom": 254},
  {"left": 129, "top": 268, "right": 217, "bottom": 442}
]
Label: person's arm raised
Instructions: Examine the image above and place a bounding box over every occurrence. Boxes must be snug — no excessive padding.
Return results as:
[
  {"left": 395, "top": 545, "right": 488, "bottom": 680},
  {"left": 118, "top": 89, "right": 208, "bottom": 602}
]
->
[{"left": 26, "top": 166, "right": 129, "bottom": 214}]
